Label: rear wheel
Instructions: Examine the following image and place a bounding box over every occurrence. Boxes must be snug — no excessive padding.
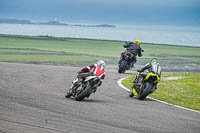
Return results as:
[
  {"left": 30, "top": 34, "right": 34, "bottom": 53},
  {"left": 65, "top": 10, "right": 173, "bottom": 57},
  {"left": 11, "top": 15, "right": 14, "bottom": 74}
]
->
[
  {"left": 138, "top": 82, "right": 153, "bottom": 100},
  {"left": 118, "top": 60, "right": 127, "bottom": 73}
]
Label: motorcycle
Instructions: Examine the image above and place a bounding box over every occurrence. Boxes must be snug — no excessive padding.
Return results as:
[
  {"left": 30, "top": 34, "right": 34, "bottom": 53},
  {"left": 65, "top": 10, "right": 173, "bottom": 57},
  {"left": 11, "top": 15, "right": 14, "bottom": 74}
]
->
[
  {"left": 65, "top": 74, "right": 102, "bottom": 101},
  {"left": 130, "top": 71, "right": 160, "bottom": 100},
  {"left": 118, "top": 51, "right": 136, "bottom": 73}
]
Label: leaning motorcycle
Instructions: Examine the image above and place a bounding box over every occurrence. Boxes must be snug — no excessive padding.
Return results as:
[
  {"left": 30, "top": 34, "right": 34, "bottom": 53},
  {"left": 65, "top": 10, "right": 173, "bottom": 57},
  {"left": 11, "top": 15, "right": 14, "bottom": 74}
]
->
[
  {"left": 118, "top": 51, "right": 135, "bottom": 73},
  {"left": 130, "top": 72, "right": 160, "bottom": 100},
  {"left": 65, "top": 74, "right": 101, "bottom": 101}
]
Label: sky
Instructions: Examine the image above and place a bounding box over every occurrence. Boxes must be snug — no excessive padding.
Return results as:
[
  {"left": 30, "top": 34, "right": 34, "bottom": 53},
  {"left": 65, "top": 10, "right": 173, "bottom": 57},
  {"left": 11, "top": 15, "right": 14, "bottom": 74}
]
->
[{"left": 0, "top": 0, "right": 200, "bottom": 26}]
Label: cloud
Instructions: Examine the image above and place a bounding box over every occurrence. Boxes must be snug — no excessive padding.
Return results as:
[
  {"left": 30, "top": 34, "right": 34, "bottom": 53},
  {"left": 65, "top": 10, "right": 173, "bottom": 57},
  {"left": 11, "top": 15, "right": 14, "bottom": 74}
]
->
[
  {"left": 2, "top": 0, "right": 200, "bottom": 7},
  {"left": 0, "top": 0, "right": 199, "bottom": 25},
  {"left": 67, "top": 0, "right": 200, "bottom": 7}
]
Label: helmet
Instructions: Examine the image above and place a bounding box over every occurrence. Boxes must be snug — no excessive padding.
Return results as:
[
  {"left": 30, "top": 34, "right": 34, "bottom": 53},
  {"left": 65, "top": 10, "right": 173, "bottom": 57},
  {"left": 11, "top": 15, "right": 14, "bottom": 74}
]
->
[
  {"left": 151, "top": 58, "right": 157, "bottom": 63},
  {"left": 97, "top": 60, "right": 106, "bottom": 69},
  {"left": 134, "top": 40, "right": 141, "bottom": 45}
]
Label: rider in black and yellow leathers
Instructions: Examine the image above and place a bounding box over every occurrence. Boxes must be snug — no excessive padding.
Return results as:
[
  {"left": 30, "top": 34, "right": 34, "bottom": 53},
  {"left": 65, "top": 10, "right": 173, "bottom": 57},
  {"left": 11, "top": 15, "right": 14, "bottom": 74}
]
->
[{"left": 129, "top": 58, "right": 162, "bottom": 97}]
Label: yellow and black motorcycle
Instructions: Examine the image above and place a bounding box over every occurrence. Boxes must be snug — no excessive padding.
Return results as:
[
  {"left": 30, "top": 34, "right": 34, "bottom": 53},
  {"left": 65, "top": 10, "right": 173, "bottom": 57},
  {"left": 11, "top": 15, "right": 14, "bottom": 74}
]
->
[{"left": 130, "top": 71, "right": 160, "bottom": 100}]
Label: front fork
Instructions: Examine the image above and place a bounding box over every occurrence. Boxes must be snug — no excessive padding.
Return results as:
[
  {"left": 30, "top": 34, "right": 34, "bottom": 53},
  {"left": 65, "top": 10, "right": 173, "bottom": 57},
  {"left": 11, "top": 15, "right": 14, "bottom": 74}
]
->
[
  {"left": 69, "top": 77, "right": 82, "bottom": 96},
  {"left": 132, "top": 87, "right": 138, "bottom": 96},
  {"left": 132, "top": 74, "right": 144, "bottom": 96}
]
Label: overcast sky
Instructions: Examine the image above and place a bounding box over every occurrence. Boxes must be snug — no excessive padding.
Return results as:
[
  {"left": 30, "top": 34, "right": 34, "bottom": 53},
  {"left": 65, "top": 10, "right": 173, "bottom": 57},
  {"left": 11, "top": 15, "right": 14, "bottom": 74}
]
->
[{"left": 0, "top": 0, "right": 200, "bottom": 26}]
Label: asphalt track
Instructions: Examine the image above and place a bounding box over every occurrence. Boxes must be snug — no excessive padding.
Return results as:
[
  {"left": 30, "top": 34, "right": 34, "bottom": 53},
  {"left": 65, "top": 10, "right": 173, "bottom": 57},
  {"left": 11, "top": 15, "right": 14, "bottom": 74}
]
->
[{"left": 0, "top": 62, "right": 200, "bottom": 133}]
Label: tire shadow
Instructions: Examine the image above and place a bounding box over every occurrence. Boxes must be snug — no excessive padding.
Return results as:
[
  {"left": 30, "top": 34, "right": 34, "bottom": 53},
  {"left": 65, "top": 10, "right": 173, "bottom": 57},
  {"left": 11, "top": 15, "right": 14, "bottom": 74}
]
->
[{"left": 64, "top": 96, "right": 108, "bottom": 103}]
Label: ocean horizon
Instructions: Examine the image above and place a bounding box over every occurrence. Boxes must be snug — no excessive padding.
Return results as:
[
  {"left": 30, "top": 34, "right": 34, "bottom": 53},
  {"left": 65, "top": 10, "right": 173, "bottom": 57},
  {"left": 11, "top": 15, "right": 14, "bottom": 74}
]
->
[{"left": 0, "top": 23, "right": 200, "bottom": 46}]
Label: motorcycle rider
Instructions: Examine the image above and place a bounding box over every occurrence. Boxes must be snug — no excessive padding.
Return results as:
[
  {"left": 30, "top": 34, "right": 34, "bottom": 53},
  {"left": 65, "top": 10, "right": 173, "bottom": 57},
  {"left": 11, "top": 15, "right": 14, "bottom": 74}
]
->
[
  {"left": 119, "top": 40, "right": 143, "bottom": 68},
  {"left": 129, "top": 58, "right": 161, "bottom": 97},
  {"left": 76, "top": 60, "right": 106, "bottom": 92}
]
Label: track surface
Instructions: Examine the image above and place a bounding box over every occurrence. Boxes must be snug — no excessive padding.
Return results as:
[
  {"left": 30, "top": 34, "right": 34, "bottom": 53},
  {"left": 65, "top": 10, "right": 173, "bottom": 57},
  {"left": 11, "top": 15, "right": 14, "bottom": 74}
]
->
[{"left": 0, "top": 62, "right": 199, "bottom": 133}]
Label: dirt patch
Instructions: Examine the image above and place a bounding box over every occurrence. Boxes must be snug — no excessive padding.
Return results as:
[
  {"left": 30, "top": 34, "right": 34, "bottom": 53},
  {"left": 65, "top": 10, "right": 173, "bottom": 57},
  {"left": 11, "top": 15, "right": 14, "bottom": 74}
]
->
[{"left": 164, "top": 76, "right": 185, "bottom": 80}]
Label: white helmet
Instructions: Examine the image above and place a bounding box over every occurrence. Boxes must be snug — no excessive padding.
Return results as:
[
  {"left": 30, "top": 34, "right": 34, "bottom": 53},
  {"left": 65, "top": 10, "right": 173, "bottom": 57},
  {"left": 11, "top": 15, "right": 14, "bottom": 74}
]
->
[{"left": 97, "top": 60, "right": 106, "bottom": 69}]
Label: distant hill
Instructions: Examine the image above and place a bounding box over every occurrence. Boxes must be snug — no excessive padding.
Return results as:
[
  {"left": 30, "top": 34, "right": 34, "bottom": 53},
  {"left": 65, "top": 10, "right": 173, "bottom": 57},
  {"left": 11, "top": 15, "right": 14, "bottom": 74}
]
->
[
  {"left": 72, "top": 24, "right": 116, "bottom": 28},
  {"left": 0, "top": 18, "right": 32, "bottom": 24},
  {"left": 37, "top": 20, "right": 68, "bottom": 26},
  {"left": 0, "top": 18, "right": 116, "bottom": 28},
  {"left": 95, "top": 24, "right": 116, "bottom": 28}
]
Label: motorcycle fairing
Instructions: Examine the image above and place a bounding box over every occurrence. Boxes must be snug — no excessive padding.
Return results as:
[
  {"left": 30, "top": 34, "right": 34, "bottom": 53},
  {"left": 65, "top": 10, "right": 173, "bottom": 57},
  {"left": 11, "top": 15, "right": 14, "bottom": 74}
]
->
[{"left": 144, "top": 73, "right": 160, "bottom": 83}]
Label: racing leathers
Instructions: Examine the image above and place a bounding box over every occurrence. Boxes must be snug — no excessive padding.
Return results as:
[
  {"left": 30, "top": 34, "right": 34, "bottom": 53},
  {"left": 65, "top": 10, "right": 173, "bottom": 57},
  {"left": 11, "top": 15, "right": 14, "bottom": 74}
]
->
[
  {"left": 78, "top": 64, "right": 105, "bottom": 91},
  {"left": 134, "top": 62, "right": 162, "bottom": 87},
  {"left": 123, "top": 42, "right": 142, "bottom": 58},
  {"left": 119, "top": 42, "right": 143, "bottom": 68}
]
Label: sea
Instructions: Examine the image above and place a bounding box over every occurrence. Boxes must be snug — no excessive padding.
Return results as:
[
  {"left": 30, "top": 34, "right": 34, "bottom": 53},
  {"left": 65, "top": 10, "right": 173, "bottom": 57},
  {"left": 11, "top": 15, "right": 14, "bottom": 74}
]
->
[{"left": 0, "top": 23, "right": 200, "bottom": 47}]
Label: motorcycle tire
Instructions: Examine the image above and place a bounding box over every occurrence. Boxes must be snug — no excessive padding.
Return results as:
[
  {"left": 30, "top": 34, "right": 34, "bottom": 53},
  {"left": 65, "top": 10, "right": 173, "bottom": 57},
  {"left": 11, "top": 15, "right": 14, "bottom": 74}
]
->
[
  {"left": 138, "top": 82, "right": 153, "bottom": 100},
  {"left": 118, "top": 60, "right": 127, "bottom": 73},
  {"left": 75, "top": 84, "right": 92, "bottom": 101}
]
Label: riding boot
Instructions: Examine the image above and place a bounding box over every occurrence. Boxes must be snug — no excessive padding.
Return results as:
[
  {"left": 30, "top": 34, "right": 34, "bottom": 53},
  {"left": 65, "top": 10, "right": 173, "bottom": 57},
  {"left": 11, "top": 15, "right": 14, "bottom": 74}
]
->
[
  {"left": 128, "top": 62, "right": 133, "bottom": 69},
  {"left": 129, "top": 61, "right": 135, "bottom": 69},
  {"left": 118, "top": 57, "right": 123, "bottom": 64}
]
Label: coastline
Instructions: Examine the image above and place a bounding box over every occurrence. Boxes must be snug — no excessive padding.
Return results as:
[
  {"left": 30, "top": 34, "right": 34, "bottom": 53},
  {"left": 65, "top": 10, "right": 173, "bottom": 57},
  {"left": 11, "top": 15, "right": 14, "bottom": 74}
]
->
[{"left": 0, "top": 23, "right": 200, "bottom": 47}]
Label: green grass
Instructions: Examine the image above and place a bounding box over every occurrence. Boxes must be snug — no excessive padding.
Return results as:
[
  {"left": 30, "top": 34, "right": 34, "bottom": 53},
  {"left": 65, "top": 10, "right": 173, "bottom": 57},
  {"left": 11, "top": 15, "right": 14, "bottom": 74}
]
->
[
  {"left": 122, "top": 73, "right": 200, "bottom": 111},
  {"left": 0, "top": 34, "right": 200, "bottom": 69},
  {"left": 0, "top": 34, "right": 122, "bottom": 66}
]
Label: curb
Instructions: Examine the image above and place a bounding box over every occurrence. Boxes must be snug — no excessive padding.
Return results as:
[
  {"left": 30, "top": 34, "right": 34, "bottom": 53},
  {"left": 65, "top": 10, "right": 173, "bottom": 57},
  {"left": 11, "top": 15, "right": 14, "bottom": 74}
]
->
[{"left": 118, "top": 77, "right": 200, "bottom": 114}]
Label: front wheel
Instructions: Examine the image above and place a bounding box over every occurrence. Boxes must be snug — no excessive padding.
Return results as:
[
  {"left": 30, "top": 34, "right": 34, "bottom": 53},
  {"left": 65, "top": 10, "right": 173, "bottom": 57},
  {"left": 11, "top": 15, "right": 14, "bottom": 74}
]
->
[
  {"left": 138, "top": 82, "right": 153, "bottom": 100},
  {"left": 75, "top": 84, "right": 92, "bottom": 101},
  {"left": 65, "top": 89, "right": 72, "bottom": 98}
]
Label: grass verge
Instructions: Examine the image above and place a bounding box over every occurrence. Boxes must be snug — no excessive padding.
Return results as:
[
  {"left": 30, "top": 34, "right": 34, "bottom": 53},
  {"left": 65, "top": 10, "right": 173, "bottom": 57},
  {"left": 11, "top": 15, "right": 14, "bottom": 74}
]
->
[{"left": 122, "top": 73, "right": 200, "bottom": 111}]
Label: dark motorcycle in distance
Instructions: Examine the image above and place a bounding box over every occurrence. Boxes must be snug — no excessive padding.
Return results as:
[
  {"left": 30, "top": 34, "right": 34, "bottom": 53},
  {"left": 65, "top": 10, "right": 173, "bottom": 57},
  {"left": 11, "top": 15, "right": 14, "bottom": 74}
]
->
[
  {"left": 65, "top": 74, "right": 102, "bottom": 101},
  {"left": 118, "top": 51, "right": 136, "bottom": 73},
  {"left": 130, "top": 71, "right": 160, "bottom": 100}
]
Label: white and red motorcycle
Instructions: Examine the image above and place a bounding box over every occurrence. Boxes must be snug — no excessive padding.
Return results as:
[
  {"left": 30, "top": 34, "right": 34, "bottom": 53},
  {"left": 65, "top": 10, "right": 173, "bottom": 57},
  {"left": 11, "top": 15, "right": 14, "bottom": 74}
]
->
[{"left": 65, "top": 74, "right": 102, "bottom": 101}]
